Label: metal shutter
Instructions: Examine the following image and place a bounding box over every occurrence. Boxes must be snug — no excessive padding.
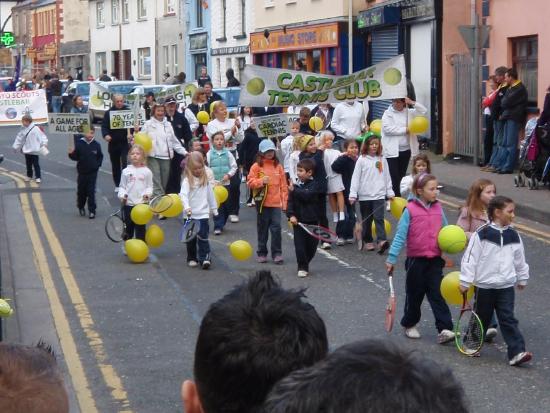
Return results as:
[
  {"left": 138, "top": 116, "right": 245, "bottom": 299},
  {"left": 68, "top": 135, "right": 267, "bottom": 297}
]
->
[{"left": 370, "top": 26, "right": 399, "bottom": 120}]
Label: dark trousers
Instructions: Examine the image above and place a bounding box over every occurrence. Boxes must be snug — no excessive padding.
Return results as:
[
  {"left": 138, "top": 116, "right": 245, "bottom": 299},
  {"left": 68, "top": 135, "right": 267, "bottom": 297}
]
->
[
  {"left": 387, "top": 150, "right": 411, "bottom": 198},
  {"left": 186, "top": 219, "right": 210, "bottom": 264},
  {"left": 256, "top": 206, "right": 282, "bottom": 258},
  {"left": 336, "top": 202, "right": 356, "bottom": 240},
  {"left": 227, "top": 170, "right": 241, "bottom": 216},
  {"left": 318, "top": 194, "right": 329, "bottom": 232},
  {"left": 108, "top": 143, "right": 129, "bottom": 187},
  {"left": 123, "top": 205, "right": 146, "bottom": 241},
  {"left": 213, "top": 186, "right": 230, "bottom": 231},
  {"left": 489, "top": 120, "right": 505, "bottom": 167},
  {"left": 494, "top": 119, "right": 520, "bottom": 172},
  {"left": 474, "top": 287, "right": 526, "bottom": 359},
  {"left": 165, "top": 153, "right": 185, "bottom": 194},
  {"left": 483, "top": 114, "right": 494, "bottom": 166},
  {"left": 77, "top": 172, "right": 98, "bottom": 213},
  {"left": 24, "top": 154, "right": 41, "bottom": 179},
  {"left": 359, "top": 199, "right": 386, "bottom": 243},
  {"left": 294, "top": 222, "right": 318, "bottom": 271},
  {"left": 401, "top": 256, "right": 453, "bottom": 332}
]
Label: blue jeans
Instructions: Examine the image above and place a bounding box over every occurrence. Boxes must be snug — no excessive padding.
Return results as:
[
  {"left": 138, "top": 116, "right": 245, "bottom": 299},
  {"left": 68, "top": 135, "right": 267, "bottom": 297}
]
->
[
  {"left": 494, "top": 120, "right": 520, "bottom": 172},
  {"left": 488, "top": 120, "right": 505, "bottom": 167},
  {"left": 336, "top": 202, "right": 356, "bottom": 240},
  {"left": 186, "top": 218, "right": 210, "bottom": 263},
  {"left": 51, "top": 96, "right": 62, "bottom": 113},
  {"left": 256, "top": 206, "right": 282, "bottom": 258}
]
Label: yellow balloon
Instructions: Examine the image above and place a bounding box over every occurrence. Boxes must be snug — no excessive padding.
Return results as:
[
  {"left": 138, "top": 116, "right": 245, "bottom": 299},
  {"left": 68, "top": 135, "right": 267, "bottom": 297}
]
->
[
  {"left": 134, "top": 132, "right": 153, "bottom": 153},
  {"left": 438, "top": 225, "right": 467, "bottom": 254},
  {"left": 125, "top": 239, "right": 149, "bottom": 263},
  {"left": 163, "top": 193, "right": 184, "bottom": 218},
  {"left": 0, "top": 298, "right": 14, "bottom": 317},
  {"left": 371, "top": 219, "right": 392, "bottom": 238},
  {"left": 229, "top": 240, "right": 253, "bottom": 261},
  {"left": 390, "top": 197, "right": 408, "bottom": 220},
  {"left": 440, "top": 271, "right": 474, "bottom": 305},
  {"left": 197, "top": 110, "right": 210, "bottom": 125},
  {"left": 309, "top": 116, "right": 323, "bottom": 132},
  {"left": 145, "top": 224, "right": 164, "bottom": 248},
  {"left": 409, "top": 116, "right": 429, "bottom": 134},
  {"left": 370, "top": 119, "right": 382, "bottom": 135},
  {"left": 213, "top": 185, "right": 229, "bottom": 206},
  {"left": 130, "top": 203, "right": 154, "bottom": 225}
]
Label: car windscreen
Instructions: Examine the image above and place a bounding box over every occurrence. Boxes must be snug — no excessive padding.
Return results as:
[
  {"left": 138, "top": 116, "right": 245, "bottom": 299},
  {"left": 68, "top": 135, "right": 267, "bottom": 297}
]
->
[{"left": 110, "top": 84, "right": 138, "bottom": 94}]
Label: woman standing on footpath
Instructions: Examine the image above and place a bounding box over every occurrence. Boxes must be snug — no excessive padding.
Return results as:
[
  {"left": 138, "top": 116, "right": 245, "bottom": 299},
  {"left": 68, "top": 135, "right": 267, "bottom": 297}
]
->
[{"left": 381, "top": 97, "right": 427, "bottom": 197}]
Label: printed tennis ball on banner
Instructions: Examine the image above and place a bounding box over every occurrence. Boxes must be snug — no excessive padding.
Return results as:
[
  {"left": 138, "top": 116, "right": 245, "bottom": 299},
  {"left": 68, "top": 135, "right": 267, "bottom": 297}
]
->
[
  {"left": 369, "top": 119, "right": 382, "bottom": 135},
  {"left": 213, "top": 185, "right": 229, "bottom": 206},
  {"left": 229, "top": 240, "right": 253, "bottom": 261},
  {"left": 125, "top": 239, "right": 149, "bottom": 263},
  {"left": 130, "top": 203, "right": 153, "bottom": 225},
  {"left": 309, "top": 116, "right": 323, "bottom": 132},
  {"left": 145, "top": 224, "right": 164, "bottom": 248},
  {"left": 440, "top": 271, "right": 473, "bottom": 305},
  {"left": 383, "top": 68, "right": 402, "bottom": 86},
  {"left": 246, "top": 77, "right": 265, "bottom": 96},
  {"left": 371, "top": 219, "right": 392, "bottom": 238},
  {"left": 438, "top": 225, "right": 467, "bottom": 254},
  {"left": 134, "top": 132, "right": 153, "bottom": 153},
  {"left": 409, "top": 116, "right": 429, "bottom": 134},
  {"left": 90, "top": 95, "right": 103, "bottom": 107},
  {"left": 390, "top": 197, "right": 407, "bottom": 220},
  {"left": 0, "top": 299, "right": 14, "bottom": 317},
  {"left": 163, "top": 193, "right": 183, "bottom": 217},
  {"left": 197, "top": 110, "right": 210, "bottom": 125}
]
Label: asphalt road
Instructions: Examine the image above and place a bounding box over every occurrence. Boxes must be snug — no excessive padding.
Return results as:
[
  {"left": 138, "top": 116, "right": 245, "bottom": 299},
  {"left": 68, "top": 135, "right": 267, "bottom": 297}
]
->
[{"left": 1, "top": 124, "right": 550, "bottom": 413}]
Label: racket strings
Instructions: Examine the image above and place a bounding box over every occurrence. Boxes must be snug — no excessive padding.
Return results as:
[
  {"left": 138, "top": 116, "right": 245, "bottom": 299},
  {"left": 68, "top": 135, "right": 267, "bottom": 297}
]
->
[
  {"left": 150, "top": 195, "right": 174, "bottom": 213},
  {"left": 459, "top": 311, "right": 484, "bottom": 353}
]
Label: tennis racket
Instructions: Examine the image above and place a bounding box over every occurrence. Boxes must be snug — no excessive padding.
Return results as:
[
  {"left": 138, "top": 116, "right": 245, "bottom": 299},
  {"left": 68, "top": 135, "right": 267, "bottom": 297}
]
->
[
  {"left": 455, "top": 292, "right": 484, "bottom": 356},
  {"left": 149, "top": 194, "right": 174, "bottom": 214},
  {"left": 297, "top": 223, "right": 338, "bottom": 244},
  {"left": 385, "top": 272, "right": 396, "bottom": 332},
  {"left": 179, "top": 215, "right": 200, "bottom": 243},
  {"left": 105, "top": 201, "right": 127, "bottom": 243}
]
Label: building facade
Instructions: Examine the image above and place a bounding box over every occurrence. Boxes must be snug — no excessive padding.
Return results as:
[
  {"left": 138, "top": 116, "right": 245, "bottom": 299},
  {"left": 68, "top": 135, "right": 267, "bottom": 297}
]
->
[
  {"left": 0, "top": 1, "right": 18, "bottom": 72},
  {"left": 59, "top": 0, "right": 91, "bottom": 79},
  {"left": 250, "top": 0, "right": 366, "bottom": 75},
  {"left": 157, "top": 0, "right": 184, "bottom": 82},
  {"left": 210, "top": 0, "right": 254, "bottom": 88},
  {"left": 184, "top": 0, "right": 211, "bottom": 84}
]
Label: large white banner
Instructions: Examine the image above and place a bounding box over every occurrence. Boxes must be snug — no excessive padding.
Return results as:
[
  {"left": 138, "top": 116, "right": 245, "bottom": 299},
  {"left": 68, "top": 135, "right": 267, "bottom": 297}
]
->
[
  {"left": 254, "top": 114, "right": 299, "bottom": 140},
  {"left": 0, "top": 90, "right": 48, "bottom": 125},
  {"left": 48, "top": 113, "right": 92, "bottom": 134},
  {"left": 239, "top": 55, "right": 408, "bottom": 107}
]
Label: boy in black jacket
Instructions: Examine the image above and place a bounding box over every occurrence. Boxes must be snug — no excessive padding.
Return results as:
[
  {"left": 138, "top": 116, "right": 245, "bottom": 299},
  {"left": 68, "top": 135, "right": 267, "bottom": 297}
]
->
[
  {"left": 69, "top": 133, "right": 103, "bottom": 219},
  {"left": 287, "top": 158, "right": 327, "bottom": 278}
]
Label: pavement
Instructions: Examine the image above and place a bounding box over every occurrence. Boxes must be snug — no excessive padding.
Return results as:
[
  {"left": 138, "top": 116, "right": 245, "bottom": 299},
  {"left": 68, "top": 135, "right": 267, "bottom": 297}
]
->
[{"left": 428, "top": 153, "right": 550, "bottom": 224}]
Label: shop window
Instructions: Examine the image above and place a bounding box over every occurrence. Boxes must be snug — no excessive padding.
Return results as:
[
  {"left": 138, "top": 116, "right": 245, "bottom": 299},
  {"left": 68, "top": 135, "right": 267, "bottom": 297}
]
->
[
  {"left": 312, "top": 50, "right": 321, "bottom": 73},
  {"left": 512, "top": 36, "right": 538, "bottom": 105},
  {"left": 138, "top": 47, "right": 152, "bottom": 78}
]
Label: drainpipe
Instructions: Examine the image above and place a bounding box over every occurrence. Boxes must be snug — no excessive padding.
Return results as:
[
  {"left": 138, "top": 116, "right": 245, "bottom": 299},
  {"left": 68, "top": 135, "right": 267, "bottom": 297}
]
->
[{"left": 348, "top": 0, "right": 353, "bottom": 74}]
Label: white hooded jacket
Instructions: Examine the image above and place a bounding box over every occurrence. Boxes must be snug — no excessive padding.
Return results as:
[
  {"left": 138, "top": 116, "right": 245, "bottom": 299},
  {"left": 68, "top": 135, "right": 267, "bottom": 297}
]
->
[
  {"left": 141, "top": 117, "right": 187, "bottom": 159},
  {"left": 13, "top": 123, "right": 48, "bottom": 155},
  {"left": 381, "top": 102, "right": 427, "bottom": 158}
]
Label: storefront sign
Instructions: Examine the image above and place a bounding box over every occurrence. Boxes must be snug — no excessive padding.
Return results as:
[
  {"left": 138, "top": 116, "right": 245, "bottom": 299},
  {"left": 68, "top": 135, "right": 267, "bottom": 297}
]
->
[
  {"left": 250, "top": 23, "right": 339, "bottom": 53},
  {"left": 189, "top": 33, "right": 208, "bottom": 51},
  {"left": 0, "top": 89, "right": 48, "bottom": 125},
  {"left": 211, "top": 45, "right": 249, "bottom": 56},
  {"left": 240, "top": 55, "right": 407, "bottom": 107},
  {"left": 358, "top": 6, "right": 400, "bottom": 29},
  {"left": 48, "top": 113, "right": 91, "bottom": 134},
  {"left": 253, "top": 114, "right": 300, "bottom": 140},
  {"left": 109, "top": 110, "right": 146, "bottom": 129},
  {"left": 400, "top": 0, "right": 435, "bottom": 20}
]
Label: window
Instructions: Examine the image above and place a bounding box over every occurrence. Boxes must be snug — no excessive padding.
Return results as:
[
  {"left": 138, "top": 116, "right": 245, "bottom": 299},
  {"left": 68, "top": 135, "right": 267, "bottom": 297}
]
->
[
  {"left": 165, "top": 0, "right": 176, "bottom": 15},
  {"left": 221, "top": 0, "right": 227, "bottom": 39},
  {"left": 240, "top": 0, "right": 246, "bottom": 35},
  {"left": 122, "top": 0, "right": 129, "bottom": 23},
  {"left": 163, "top": 46, "right": 170, "bottom": 75},
  {"left": 196, "top": 0, "right": 203, "bottom": 27},
  {"left": 264, "top": 0, "right": 275, "bottom": 8},
  {"left": 172, "top": 45, "right": 178, "bottom": 74},
  {"left": 512, "top": 36, "right": 538, "bottom": 106},
  {"left": 137, "top": 0, "right": 147, "bottom": 19},
  {"left": 96, "top": 52, "right": 106, "bottom": 76},
  {"left": 112, "top": 0, "right": 119, "bottom": 24},
  {"left": 138, "top": 47, "right": 151, "bottom": 78}
]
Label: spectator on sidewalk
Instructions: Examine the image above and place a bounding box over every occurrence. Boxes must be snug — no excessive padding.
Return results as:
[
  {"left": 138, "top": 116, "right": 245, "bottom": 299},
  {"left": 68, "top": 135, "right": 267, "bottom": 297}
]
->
[
  {"left": 49, "top": 75, "right": 63, "bottom": 113},
  {"left": 226, "top": 68, "right": 240, "bottom": 87},
  {"left": 0, "top": 341, "right": 69, "bottom": 413},
  {"left": 197, "top": 66, "right": 211, "bottom": 87},
  {"left": 481, "top": 75, "right": 499, "bottom": 167},
  {"left": 181, "top": 270, "right": 328, "bottom": 413},
  {"left": 99, "top": 69, "right": 111, "bottom": 82},
  {"left": 483, "top": 66, "right": 509, "bottom": 172}
]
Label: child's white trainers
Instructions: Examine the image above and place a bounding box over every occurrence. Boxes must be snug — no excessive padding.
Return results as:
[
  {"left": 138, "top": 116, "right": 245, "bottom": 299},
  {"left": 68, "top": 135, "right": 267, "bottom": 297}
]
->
[
  {"left": 297, "top": 270, "right": 309, "bottom": 278},
  {"left": 437, "top": 329, "right": 455, "bottom": 344},
  {"left": 188, "top": 260, "right": 198, "bottom": 267},
  {"left": 404, "top": 326, "right": 421, "bottom": 339},
  {"left": 509, "top": 351, "right": 532, "bottom": 366}
]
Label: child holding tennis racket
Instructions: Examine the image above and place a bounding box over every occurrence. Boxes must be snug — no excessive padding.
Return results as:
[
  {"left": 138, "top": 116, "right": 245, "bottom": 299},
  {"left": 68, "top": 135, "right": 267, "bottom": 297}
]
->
[
  {"left": 206, "top": 131, "right": 237, "bottom": 235},
  {"left": 287, "top": 158, "right": 328, "bottom": 277},
  {"left": 349, "top": 135, "right": 393, "bottom": 253},
  {"left": 180, "top": 152, "right": 218, "bottom": 269},
  {"left": 385, "top": 173, "right": 455, "bottom": 344},
  {"left": 247, "top": 139, "right": 288, "bottom": 264},
  {"left": 118, "top": 145, "right": 153, "bottom": 243},
  {"left": 460, "top": 196, "right": 532, "bottom": 366}
]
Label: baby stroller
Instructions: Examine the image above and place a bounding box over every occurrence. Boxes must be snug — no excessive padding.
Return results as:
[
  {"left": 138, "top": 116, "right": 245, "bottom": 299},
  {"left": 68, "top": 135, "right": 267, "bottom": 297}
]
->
[{"left": 515, "top": 123, "right": 550, "bottom": 189}]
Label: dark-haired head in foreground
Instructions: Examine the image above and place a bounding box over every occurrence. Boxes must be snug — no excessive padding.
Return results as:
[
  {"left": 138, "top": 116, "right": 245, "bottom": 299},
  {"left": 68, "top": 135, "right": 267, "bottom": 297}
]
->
[
  {"left": 262, "top": 339, "right": 469, "bottom": 413},
  {"left": 0, "top": 341, "right": 69, "bottom": 413},
  {"left": 182, "top": 270, "right": 328, "bottom": 413}
]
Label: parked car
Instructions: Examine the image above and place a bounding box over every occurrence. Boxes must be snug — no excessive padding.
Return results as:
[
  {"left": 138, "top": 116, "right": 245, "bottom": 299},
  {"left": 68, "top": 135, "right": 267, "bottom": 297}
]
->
[
  {"left": 131, "top": 84, "right": 169, "bottom": 97},
  {"left": 62, "top": 81, "right": 91, "bottom": 112},
  {"left": 89, "top": 80, "right": 141, "bottom": 121},
  {"left": 213, "top": 87, "right": 240, "bottom": 113}
]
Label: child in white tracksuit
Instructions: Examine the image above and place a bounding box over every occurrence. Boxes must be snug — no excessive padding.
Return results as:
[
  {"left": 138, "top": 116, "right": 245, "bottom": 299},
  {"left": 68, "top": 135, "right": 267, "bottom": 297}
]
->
[{"left": 12, "top": 114, "right": 48, "bottom": 183}]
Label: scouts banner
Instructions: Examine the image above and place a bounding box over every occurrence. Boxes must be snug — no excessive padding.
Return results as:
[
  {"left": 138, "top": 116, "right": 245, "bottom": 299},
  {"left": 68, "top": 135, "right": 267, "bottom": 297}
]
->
[
  {"left": 254, "top": 114, "right": 299, "bottom": 140},
  {"left": 48, "top": 113, "right": 92, "bottom": 134},
  {"left": 239, "top": 55, "right": 407, "bottom": 107},
  {"left": 0, "top": 90, "right": 48, "bottom": 125}
]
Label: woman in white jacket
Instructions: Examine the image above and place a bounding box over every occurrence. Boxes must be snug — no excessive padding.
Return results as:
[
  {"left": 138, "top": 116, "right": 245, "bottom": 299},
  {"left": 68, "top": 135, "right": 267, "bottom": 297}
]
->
[
  {"left": 12, "top": 114, "right": 48, "bottom": 183},
  {"left": 381, "top": 97, "right": 427, "bottom": 197},
  {"left": 141, "top": 103, "right": 187, "bottom": 197}
]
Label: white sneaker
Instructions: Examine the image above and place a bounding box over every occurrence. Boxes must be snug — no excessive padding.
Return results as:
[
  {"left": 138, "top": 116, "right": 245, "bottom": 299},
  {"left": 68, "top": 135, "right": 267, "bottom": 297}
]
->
[
  {"left": 437, "top": 329, "right": 455, "bottom": 344},
  {"left": 214, "top": 229, "right": 222, "bottom": 235},
  {"left": 336, "top": 238, "right": 345, "bottom": 246},
  {"left": 35, "top": 178, "right": 41, "bottom": 183},
  {"left": 320, "top": 242, "right": 332, "bottom": 250},
  {"left": 114, "top": 187, "right": 119, "bottom": 193},
  {"left": 485, "top": 327, "right": 498, "bottom": 341},
  {"left": 345, "top": 238, "right": 355, "bottom": 244},
  {"left": 509, "top": 351, "right": 532, "bottom": 366},
  {"left": 202, "top": 260, "right": 211, "bottom": 269},
  {"left": 404, "top": 326, "right": 421, "bottom": 339},
  {"left": 188, "top": 260, "right": 198, "bottom": 267},
  {"left": 229, "top": 215, "right": 239, "bottom": 223},
  {"left": 297, "top": 270, "right": 309, "bottom": 278}
]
